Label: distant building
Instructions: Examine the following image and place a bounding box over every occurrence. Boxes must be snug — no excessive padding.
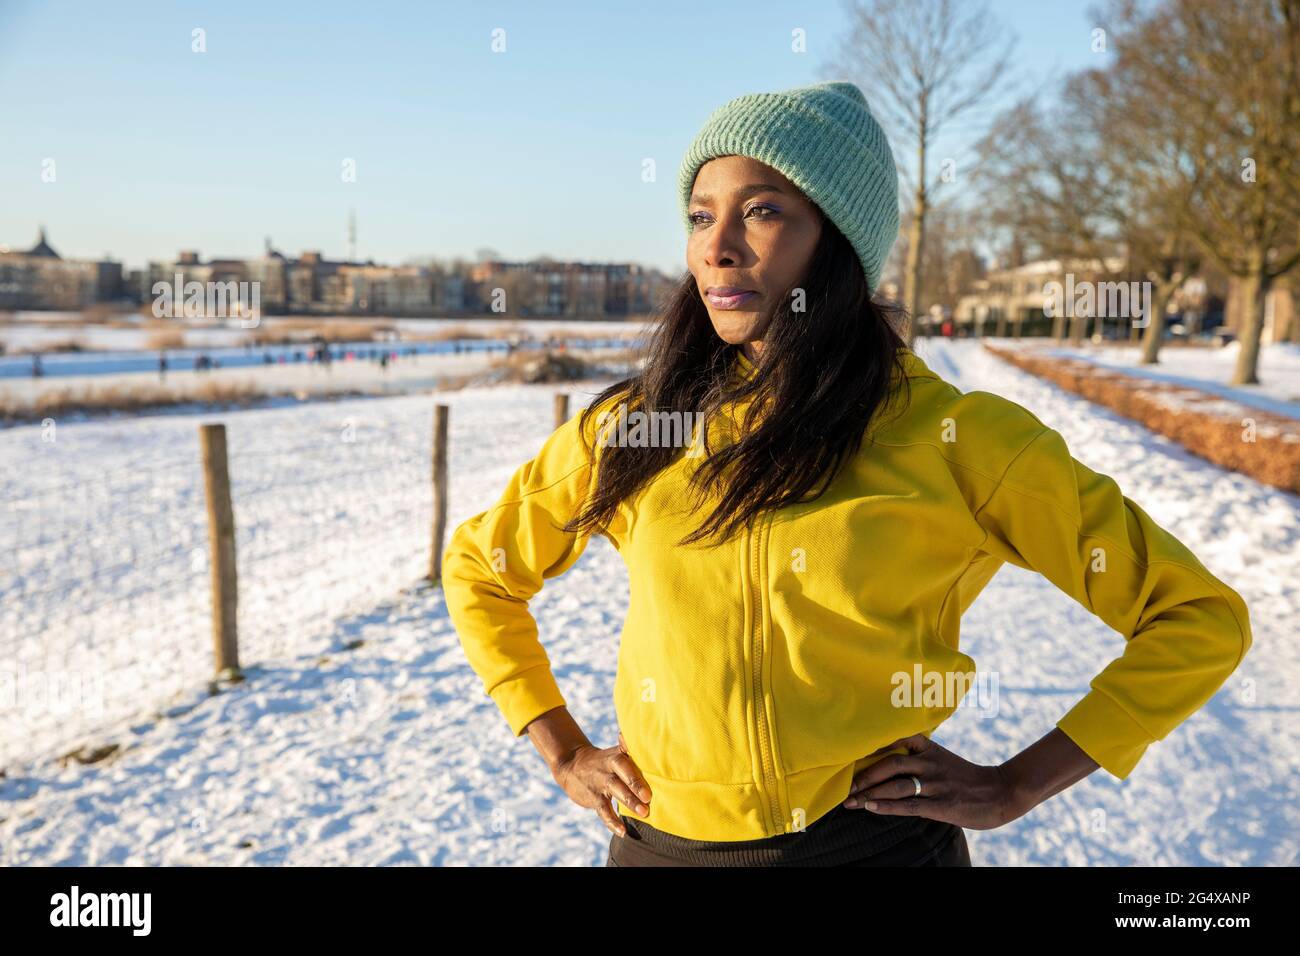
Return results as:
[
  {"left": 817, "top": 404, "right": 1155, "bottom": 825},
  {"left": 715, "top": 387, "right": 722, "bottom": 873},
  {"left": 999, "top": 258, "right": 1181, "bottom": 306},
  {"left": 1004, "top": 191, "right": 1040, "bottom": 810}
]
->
[
  {"left": 954, "top": 255, "right": 1300, "bottom": 342},
  {"left": 955, "top": 257, "right": 1127, "bottom": 335},
  {"left": 0, "top": 228, "right": 123, "bottom": 310},
  {"left": 144, "top": 243, "right": 445, "bottom": 317},
  {"left": 6, "top": 228, "right": 671, "bottom": 318},
  {"left": 468, "top": 259, "right": 668, "bottom": 317}
]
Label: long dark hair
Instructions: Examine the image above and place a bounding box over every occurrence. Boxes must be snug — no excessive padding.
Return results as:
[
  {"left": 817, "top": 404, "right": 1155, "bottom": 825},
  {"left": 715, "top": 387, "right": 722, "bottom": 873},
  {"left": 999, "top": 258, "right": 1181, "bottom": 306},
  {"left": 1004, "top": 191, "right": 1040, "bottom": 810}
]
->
[{"left": 562, "top": 212, "right": 912, "bottom": 547}]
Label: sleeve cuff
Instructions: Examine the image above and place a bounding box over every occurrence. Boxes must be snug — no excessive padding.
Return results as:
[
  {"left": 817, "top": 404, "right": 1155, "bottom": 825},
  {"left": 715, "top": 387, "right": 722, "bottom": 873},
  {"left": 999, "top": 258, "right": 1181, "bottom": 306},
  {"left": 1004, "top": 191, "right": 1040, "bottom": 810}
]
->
[
  {"left": 489, "top": 668, "right": 567, "bottom": 737},
  {"left": 1056, "top": 687, "right": 1157, "bottom": 780}
]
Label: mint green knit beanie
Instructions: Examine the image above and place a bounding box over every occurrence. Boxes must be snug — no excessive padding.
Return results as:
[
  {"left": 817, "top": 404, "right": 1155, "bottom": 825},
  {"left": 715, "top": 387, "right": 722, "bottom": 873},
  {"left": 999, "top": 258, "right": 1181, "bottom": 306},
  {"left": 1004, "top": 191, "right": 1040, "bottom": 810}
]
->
[{"left": 678, "top": 80, "right": 899, "bottom": 291}]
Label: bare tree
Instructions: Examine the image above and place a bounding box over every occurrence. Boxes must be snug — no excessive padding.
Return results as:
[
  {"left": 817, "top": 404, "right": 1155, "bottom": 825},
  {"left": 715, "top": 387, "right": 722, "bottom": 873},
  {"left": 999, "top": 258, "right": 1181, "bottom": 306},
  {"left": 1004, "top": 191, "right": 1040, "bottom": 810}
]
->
[
  {"left": 827, "top": 0, "right": 1015, "bottom": 345},
  {"left": 1073, "top": 62, "right": 1203, "bottom": 363},
  {"left": 1099, "top": 0, "right": 1300, "bottom": 384},
  {"left": 974, "top": 71, "right": 1200, "bottom": 357},
  {"left": 893, "top": 198, "right": 988, "bottom": 328},
  {"left": 973, "top": 91, "right": 1119, "bottom": 345}
]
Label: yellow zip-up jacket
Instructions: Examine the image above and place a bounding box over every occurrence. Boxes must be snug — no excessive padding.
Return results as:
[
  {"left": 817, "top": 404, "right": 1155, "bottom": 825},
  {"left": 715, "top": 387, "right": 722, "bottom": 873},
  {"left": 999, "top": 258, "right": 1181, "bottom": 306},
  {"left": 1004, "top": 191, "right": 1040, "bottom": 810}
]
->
[{"left": 443, "top": 346, "right": 1253, "bottom": 841}]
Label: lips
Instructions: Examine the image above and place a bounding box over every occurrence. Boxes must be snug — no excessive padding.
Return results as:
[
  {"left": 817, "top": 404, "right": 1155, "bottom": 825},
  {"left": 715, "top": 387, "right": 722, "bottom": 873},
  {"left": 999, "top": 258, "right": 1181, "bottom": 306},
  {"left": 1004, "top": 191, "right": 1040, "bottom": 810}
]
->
[{"left": 705, "top": 287, "right": 759, "bottom": 309}]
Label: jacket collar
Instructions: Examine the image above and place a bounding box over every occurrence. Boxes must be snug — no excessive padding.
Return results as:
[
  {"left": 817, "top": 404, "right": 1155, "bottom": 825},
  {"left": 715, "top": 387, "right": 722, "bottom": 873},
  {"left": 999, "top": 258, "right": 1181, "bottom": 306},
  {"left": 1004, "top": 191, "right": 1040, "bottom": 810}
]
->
[{"left": 896, "top": 346, "right": 940, "bottom": 381}]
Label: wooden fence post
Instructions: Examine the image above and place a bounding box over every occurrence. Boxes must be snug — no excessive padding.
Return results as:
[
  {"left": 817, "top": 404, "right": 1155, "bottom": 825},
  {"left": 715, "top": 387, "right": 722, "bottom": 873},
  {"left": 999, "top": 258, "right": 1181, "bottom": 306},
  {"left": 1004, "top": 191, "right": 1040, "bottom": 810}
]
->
[
  {"left": 199, "top": 423, "right": 240, "bottom": 679},
  {"left": 429, "top": 404, "right": 449, "bottom": 584},
  {"left": 554, "top": 392, "right": 569, "bottom": 429}
]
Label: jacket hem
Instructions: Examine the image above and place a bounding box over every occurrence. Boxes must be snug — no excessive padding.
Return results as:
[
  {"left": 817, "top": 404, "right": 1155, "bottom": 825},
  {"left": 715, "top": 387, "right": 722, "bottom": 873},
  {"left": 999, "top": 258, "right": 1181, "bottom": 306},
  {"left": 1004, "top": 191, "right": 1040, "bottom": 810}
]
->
[{"left": 614, "top": 761, "right": 875, "bottom": 842}]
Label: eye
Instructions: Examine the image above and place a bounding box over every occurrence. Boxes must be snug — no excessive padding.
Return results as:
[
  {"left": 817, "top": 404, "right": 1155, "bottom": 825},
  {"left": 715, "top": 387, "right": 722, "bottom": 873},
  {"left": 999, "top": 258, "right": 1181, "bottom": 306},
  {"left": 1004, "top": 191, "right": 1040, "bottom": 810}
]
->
[
  {"left": 745, "top": 203, "right": 778, "bottom": 218},
  {"left": 687, "top": 211, "right": 712, "bottom": 227}
]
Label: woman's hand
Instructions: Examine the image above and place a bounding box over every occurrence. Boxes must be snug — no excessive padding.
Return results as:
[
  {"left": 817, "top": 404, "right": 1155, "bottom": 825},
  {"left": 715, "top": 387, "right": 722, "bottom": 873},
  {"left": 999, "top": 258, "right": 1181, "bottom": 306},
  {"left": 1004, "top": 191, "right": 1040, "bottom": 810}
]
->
[
  {"left": 841, "top": 734, "right": 1019, "bottom": 830},
  {"left": 552, "top": 731, "right": 653, "bottom": 837}
]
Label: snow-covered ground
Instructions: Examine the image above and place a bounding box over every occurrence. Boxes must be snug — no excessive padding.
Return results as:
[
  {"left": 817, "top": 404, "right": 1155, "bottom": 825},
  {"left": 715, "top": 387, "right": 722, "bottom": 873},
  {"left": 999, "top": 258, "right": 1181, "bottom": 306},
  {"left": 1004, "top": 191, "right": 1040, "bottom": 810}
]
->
[
  {"left": 998, "top": 338, "right": 1300, "bottom": 420},
  {"left": 1, "top": 338, "right": 1295, "bottom": 865},
  {"left": 0, "top": 347, "right": 642, "bottom": 411},
  {"left": 0, "top": 313, "right": 651, "bottom": 358}
]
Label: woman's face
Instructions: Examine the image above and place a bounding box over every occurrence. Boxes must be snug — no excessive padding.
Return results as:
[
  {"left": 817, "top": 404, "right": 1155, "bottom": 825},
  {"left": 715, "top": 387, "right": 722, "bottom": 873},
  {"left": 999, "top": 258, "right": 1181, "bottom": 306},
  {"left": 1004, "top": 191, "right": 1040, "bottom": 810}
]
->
[{"left": 686, "top": 155, "right": 823, "bottom": 356}]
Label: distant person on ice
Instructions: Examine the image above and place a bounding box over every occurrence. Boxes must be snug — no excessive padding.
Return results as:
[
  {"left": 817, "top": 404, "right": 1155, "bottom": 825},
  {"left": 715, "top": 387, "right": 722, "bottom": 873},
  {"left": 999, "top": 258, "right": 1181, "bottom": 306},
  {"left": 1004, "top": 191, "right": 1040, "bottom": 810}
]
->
[{"left": 442, "top": 81, "right": 1253, "bottom": 868}]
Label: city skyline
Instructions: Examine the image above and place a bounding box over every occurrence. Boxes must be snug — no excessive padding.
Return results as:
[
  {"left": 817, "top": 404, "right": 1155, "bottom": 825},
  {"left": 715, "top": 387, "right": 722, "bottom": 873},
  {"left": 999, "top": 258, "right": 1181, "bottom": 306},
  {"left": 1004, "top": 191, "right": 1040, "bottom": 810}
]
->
[
  {"left": 1, "top": 0, "right": 1098, "bottom": 275},
  {"left": 0, "top": 219, "right": 676, "bottom": 275},
  {"left": 0, "top": 222, "right": 676, "bottom": 317}
]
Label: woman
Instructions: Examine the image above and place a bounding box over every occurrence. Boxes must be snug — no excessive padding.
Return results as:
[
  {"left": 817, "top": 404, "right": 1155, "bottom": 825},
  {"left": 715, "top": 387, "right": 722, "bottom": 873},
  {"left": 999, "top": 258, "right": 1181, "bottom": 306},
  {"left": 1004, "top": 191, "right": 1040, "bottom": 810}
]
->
[{"left": 443, "top": 81, "right": 1252, "bottom": 866}]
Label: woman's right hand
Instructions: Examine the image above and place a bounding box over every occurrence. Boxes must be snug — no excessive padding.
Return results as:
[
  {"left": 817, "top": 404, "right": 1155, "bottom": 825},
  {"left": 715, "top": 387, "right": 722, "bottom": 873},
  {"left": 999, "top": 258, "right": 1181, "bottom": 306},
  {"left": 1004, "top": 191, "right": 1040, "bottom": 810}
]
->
[{"left": 552, "top": 731, "right": 653, "bottom": 837}]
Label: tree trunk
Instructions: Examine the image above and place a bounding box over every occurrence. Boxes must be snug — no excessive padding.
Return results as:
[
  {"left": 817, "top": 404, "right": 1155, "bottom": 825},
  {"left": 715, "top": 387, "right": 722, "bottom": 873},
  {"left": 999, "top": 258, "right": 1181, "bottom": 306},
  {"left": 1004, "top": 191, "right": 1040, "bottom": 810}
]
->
[
  {"left": 902, "top": 115, "right": 928, "bottom": 348},
  {"left": 1140, "top": 282, "right": 1176, "bottom": 365},
  {"left": 1069, "top": 312, "right": 1087, "bottom": 346},
  {"left": 1231, "top": 266, "right": 1268, "bottom": 385},
  {"left": 902, "top": 192, "right": 926, "bottom": 347}
]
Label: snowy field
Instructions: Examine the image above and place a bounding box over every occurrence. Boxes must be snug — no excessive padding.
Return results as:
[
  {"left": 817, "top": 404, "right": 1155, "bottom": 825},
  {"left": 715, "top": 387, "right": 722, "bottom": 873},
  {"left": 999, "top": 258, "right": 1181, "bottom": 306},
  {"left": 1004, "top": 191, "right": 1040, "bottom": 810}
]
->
[
  {"left": 0, "top": 347, "right": 639, "bottom": 410},
  {"left": 0, "top": 313, "right": 651, "bottom": 357},
  {"left": 0, "top": 338, "right": 1296, "bottom": 866}
]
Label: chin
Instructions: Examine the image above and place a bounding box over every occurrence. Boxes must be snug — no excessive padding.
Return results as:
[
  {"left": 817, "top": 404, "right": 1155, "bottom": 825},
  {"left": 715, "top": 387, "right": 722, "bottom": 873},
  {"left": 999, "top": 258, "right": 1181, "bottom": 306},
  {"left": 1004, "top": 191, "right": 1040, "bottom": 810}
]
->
[{"left": 708, "top": 312, "right": 767, "bottom": 344}]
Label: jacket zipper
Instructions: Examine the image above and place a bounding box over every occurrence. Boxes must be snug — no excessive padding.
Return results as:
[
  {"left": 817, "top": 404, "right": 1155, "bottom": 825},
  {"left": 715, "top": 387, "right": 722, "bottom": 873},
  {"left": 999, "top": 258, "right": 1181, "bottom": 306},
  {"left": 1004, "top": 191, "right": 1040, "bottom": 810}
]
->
[{"left": 749, "top": 509, "right": 783, "bottom": 835}]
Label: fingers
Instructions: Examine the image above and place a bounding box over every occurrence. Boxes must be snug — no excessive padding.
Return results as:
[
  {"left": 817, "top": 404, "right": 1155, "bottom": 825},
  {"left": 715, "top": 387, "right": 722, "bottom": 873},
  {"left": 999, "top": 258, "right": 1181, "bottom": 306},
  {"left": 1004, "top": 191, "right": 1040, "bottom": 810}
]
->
[
  {"left": 846, "top": 754, "right": 927, "bottom": 796},
  {"left": 866, "top": 734, "right": 931, "bottom": 755},
  {"left": 846, "top": 773, "right": 938, "bottom": 805},
  {"left": 608, "top": 760, "right": 651, "bottom": 817},
  {"left": 606, "top": 777, "right": 648, "bottom": 818},
  {"left": 611, "top": 752, "right": 652, "bottom": 804},
  {"left": 618, "top": 731, "right": 627, "bottom": 753},
  {"left": 864, "top": 737, "right": 906, "bottom": 757},
  {"left": 851, "top": 795, "right": 925, "bottom": 816},
  {"left": 596, "top": 799, "right": 627, "bottom": 837}
]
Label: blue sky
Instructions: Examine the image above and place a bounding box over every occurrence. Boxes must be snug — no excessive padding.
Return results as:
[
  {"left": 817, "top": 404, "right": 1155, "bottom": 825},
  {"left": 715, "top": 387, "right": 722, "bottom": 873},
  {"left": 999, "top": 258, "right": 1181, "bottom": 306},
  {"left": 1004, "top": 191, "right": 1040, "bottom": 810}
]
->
[{"left": 0, "top": 0, "right": 1099, "bottom": 274}]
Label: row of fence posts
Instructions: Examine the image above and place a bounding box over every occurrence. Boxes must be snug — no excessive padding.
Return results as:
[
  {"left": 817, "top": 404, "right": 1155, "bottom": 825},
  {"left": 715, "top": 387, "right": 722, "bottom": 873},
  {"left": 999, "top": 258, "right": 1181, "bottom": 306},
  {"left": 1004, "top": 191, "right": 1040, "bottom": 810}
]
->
[{"left": 198, "top": 390, "right": 573, "bottom": 682}]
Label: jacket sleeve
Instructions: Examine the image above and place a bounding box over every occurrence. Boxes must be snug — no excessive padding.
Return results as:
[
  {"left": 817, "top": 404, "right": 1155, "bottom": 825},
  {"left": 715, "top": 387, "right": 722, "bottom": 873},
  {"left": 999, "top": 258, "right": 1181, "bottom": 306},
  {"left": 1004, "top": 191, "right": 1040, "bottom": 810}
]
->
[
  {"left": 441, "top": 408, "right": 604, "bottom": 738},
  {"left": 972, "top": 424, "right": 1253, "bottom": 780}
]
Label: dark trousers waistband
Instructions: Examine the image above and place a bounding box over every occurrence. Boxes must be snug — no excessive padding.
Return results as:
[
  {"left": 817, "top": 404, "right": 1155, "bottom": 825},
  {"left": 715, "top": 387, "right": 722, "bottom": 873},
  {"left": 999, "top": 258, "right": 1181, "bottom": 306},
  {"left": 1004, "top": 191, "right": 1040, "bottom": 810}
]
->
[{"left": 606, "top": 802, "right": 970, "bottom": 867}]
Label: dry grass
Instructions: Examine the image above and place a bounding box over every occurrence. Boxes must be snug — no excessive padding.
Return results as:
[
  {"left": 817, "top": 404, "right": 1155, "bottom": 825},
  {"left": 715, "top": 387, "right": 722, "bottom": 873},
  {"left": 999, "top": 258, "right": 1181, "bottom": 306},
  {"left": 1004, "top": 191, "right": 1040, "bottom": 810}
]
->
[
  {"left": 78, "top": 304, "right": 128, "bottom": 324},
  {"left": 452, "top": 347, "right": 643, "bottom": 387},
  {"left": 538, "top": 328, "right": 644, "bottom": 343},
  {"left": 0, "top": 379, "right": 377, "bottom": 425},
  {"left": 244, "top": 320, "right": 396, "bottom": 346},
  {"left": 9, "top": 337, "right": 91, "bottom": 355},
  {"left": 0, "top": 379, "right": 263, "bottom": 423},
  {"left": 984, "top": 343, "right": 1300, "bottom": 493},
  {"left": 145, "top": 330, "right": 187, "bottom": 350},
  {"left": 402, "top": 324, "right": 493, "bottom": 341},
  {"left": 3, "top": 312, "right": 93, "bottom": 326},
  {"left": 404, "top": 322, "right": 644, "bottom": 343},
  {"left": 137, "top": 316, "right": 183, "bottom": 330},
  {"left": 489, "top": 349, "right": 594, "bottom": 383}
]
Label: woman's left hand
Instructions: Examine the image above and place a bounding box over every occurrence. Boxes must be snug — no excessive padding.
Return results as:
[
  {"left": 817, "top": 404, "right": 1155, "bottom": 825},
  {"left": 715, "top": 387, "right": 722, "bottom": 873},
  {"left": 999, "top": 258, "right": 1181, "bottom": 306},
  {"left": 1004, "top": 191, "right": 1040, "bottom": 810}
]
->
[{"left": 842, "top": 734, "right": 1020, "bottom": 831}]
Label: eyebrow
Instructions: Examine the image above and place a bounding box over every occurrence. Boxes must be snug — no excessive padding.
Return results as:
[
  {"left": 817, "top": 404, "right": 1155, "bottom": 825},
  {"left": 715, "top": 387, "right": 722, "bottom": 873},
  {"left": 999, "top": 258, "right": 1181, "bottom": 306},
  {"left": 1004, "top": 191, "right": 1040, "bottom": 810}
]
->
[{"left": 688, "top": 183, "right": 787, "bottom": 208}]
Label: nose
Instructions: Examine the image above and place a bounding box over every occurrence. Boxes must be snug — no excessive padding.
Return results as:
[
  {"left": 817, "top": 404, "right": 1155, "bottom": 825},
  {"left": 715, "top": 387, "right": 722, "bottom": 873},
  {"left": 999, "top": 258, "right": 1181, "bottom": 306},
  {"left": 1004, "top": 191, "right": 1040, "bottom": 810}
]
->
[{"left": 700, "top": 213, "right": 746, "bottom": 269}]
